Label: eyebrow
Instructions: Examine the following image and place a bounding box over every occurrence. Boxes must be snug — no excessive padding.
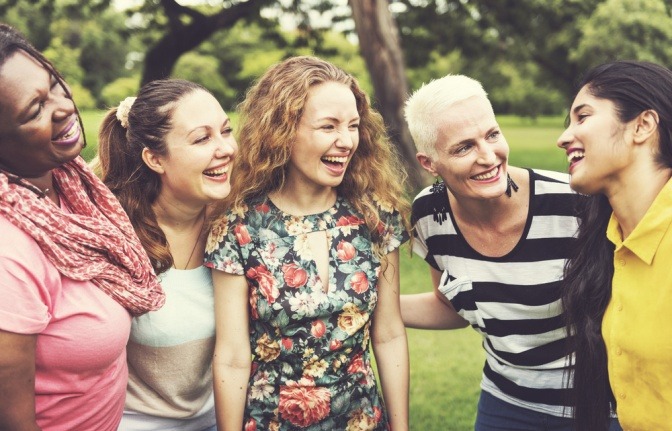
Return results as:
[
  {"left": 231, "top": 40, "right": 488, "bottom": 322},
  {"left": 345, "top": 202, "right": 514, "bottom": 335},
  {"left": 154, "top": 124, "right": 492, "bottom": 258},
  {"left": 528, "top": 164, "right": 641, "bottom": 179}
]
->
[
  {"left": 315, "top": 115, "right": 360, "bottom": 123},
  {"left": 451, "top": 126, "right": 499, "bottom": 148},
  {"left": 186, "top": 117, "right": 230, "bottom": 135},
  {"left": 572, "top": 103, "right": 588, "bottom": 115}
]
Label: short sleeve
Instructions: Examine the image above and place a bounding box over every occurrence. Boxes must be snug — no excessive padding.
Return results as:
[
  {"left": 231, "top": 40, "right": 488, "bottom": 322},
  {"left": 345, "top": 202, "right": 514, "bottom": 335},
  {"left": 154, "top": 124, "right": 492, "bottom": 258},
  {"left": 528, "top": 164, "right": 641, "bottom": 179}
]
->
[
  {"left": 204, "top": 211, "right": 246, "bottom": 275},
  {"left": 0, "top": 216, "right": 51, "bottom": 334},
  {"left": 379, "top": 207, "right": 409, "bottom": 254}
]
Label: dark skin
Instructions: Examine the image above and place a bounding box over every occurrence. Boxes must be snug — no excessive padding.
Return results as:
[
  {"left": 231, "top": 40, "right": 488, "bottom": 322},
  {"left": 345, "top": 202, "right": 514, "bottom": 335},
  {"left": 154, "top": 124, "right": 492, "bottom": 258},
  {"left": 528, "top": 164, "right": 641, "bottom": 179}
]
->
[
  {"left": 0, "top": 50, "right": 83, "bottom": 430},
  {"left": 0, "top": 50, "right": 83, "bottom": 202}
]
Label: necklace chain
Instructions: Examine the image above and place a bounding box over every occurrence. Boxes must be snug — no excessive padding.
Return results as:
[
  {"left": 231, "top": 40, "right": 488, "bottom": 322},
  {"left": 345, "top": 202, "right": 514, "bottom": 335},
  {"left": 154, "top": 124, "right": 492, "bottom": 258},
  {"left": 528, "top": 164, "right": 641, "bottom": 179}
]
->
[
  {"left": 2, "top": 170, "right": 52, "bottom": 199},
  {"left": 178, "top": 209, "right": 206, "bottom": 270}
]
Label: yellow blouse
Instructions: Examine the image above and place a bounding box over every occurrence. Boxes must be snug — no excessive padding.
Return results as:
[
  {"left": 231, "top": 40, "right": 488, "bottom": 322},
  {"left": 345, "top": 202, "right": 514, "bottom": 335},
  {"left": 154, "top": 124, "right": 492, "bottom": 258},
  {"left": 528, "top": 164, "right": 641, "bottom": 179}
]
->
[{"left": 603, "top": 177, "right": 672, "bottom": 431}]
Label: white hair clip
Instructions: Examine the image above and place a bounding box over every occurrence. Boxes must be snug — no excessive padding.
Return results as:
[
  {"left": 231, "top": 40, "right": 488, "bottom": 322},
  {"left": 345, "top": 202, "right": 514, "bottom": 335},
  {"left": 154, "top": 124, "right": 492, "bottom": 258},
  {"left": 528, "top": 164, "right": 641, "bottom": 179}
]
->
[{"left": 116, "top": 96, "right": 137, "bottom": 129}]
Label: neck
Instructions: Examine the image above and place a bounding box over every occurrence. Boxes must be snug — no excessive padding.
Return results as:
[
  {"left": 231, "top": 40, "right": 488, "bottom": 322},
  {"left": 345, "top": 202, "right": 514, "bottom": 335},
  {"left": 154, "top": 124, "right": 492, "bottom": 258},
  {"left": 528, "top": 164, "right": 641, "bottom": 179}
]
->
[
  {"left": 1, "top": 168, "right": 58, "bottom": 204},
  {"left": 607, "top": 165, "right": 672, "bottom": 239},
  {"left": 450, "top": 191, "right": 518, "bottom": 227},
  {"left": 152, "top": 194, "right": 207, "bottom": 229},
  {"left": 270, "top": 183, "right": 337, "bottom": 216}
]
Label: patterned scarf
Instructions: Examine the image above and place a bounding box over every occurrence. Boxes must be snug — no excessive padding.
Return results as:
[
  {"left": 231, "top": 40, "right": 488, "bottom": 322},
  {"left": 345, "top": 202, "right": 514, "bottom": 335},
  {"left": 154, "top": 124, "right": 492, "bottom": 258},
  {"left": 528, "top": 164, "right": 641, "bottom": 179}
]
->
[{"left": 0, "top": 156, "right": 164, "bottom": 316}]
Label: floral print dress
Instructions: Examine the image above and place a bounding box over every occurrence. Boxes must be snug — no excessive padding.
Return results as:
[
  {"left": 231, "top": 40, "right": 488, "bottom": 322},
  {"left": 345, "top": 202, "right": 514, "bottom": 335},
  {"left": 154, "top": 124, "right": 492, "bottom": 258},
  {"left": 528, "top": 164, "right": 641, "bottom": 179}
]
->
[{"left": 205, "top": 195, "right": 407, "bottom": 431}]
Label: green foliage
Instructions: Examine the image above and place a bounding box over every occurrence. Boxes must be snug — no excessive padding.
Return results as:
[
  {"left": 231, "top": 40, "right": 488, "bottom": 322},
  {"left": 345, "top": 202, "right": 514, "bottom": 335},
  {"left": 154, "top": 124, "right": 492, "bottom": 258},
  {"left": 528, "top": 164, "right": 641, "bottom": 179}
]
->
[
  {"left": 488, "top": 63, "right": 565, "bottom": 117},
  {"left": 1, "top": 0, "right": 54, "bottom": 49},
  {"left": 100, "top": 76, "right": 140, "bottom": 109},
  {"left": 43, "top": 37, "right": 85, "bottom": 84},
  {"left": 570, "top": 0, "right": 672, "bottom": 70},
  {"left": 69, "top": 83, "right": 97, "bottom": 110},
  {"left": 78, "top": 13, "right": 132, "bottom": 97},
  {"left": 406, "top": 51, "right": 466, "bottom": 92},
  {"left": 173, "top": 52, "right": 237, "bottom": 110},
  {"left": 4, "top": 0, "right": 671, "bottom": 121}
]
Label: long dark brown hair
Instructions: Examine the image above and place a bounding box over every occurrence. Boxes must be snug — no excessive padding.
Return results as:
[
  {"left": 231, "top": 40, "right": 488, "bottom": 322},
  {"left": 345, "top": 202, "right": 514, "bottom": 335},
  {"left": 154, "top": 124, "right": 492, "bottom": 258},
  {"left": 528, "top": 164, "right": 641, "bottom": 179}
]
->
[
  {"left": 562, "top": 60, "right": 672, "bottom": 430},
  {"left": 96, "top": 79, "right": 207, "bottom": 274}
]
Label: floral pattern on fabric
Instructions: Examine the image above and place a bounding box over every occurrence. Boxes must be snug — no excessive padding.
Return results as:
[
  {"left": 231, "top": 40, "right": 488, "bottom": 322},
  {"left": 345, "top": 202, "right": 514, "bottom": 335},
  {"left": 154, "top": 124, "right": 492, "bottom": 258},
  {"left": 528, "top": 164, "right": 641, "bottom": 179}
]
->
[{"left": 205, "top": 196, "right": 407, "bottom": 430}]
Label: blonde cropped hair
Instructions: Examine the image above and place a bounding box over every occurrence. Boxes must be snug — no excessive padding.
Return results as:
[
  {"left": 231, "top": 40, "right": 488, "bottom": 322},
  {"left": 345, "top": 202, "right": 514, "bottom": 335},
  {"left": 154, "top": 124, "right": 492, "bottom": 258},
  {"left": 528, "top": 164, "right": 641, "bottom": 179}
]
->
[
  {"left": 405, "top": 74, "right": 490, "bottom": 159},
  {"left": 225, "top": 56, "right": 410, "bottom": 255}
]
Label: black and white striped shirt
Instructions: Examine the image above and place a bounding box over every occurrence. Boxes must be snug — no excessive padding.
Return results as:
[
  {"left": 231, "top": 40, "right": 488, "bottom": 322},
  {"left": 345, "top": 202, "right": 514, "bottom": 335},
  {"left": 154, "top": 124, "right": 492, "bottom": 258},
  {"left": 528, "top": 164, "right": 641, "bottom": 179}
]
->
[{"left": 412, "top": 169, "right": 579, "bottom": 417}]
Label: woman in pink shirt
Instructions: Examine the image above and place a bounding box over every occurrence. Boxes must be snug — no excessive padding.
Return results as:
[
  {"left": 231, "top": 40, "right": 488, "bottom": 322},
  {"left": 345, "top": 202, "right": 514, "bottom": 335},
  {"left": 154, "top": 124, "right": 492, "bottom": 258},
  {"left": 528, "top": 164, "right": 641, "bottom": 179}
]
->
[{"left": 0, "top": 24, "right": 164, "bottom": 430}]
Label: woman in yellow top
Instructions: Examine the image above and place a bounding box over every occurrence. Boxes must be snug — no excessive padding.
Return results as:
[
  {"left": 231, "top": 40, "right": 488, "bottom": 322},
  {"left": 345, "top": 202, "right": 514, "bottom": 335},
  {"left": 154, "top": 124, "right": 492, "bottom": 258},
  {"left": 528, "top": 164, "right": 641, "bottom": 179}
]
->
[{"left": 557, "top": 60, "right": 672, "bottom": 431}]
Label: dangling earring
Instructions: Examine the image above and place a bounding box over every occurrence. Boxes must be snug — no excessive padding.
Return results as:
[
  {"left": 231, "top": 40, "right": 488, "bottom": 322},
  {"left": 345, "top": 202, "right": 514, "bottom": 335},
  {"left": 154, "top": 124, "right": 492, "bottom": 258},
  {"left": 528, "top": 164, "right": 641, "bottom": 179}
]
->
[
  {"left": 430, "top": 178, "right": 448, "bottom": 225},
  {"left": 505, "top": 173, "right": 519, "bottom": 198}
]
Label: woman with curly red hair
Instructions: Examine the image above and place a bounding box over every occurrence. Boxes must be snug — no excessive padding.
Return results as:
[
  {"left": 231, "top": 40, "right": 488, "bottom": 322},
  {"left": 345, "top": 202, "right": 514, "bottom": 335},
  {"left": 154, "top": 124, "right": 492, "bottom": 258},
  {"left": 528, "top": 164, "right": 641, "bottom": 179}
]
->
[{"left": 205, "top": 56, "right": 410, "bottom": 430}]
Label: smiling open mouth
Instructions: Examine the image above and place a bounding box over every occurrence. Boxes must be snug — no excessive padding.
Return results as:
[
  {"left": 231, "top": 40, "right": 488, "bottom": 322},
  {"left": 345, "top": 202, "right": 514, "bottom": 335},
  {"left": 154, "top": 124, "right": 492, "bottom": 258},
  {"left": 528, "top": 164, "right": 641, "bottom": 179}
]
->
[
  {"left": 471, "top": 166, "right": 498, "bottom": 181},
  {"left": 203, "top": 166, "right": 229, "bottom": 177},
  {"left": 568, "top": 150, "right": 585, "bottom": 164}
]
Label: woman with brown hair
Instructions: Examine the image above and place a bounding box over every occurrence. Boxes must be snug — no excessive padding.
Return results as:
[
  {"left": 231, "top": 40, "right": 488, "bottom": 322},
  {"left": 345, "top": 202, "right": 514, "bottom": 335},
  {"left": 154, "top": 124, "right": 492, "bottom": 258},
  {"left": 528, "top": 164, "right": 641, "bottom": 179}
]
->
[
  {"left": 96, "top": 78, "right": 237, "bottom": 431},
  {"left": 205, "top": 56, "right": 410, "bottom": 430}
]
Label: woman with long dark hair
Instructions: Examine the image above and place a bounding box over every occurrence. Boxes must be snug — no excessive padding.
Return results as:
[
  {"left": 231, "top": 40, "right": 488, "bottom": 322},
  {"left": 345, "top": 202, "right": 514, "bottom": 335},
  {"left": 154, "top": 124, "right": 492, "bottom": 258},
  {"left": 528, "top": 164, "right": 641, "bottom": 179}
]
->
[
  {"left": 558, "top": 60, "right": 672, "bottom": 431},
  {"left": 97, "top": 79, "right": 237, "bottom": 431}
]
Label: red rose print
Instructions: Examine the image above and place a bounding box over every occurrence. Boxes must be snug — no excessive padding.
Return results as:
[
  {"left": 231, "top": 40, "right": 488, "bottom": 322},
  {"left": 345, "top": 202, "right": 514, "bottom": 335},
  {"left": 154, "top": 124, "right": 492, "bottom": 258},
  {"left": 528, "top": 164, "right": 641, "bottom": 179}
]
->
[
  {"left": 329, "top": 339, "right": 342, "bottom": 351},
  {"left": 350, "top": 271, "right": 369, "bottom": 294},
  {"left": 336, "top": 240, "right": 356, "bottom": 261},
  {"left": 279, "top": 381, "right": 331, "bottom": 427},
  {"left": 373, "top": 406, "right": 383, "bottom": 423},
  {"left": 347, "top": 352, "right": 365, "bottom": 375},
  {"left": 244, "top": 418, "right": 257, "bottom": 431},
  {"left": 311, "top": 320, "right": 326, "bottom": 338},
  {"left": 282, "top": 337, "right": 293, "bottom": 351},
  {"left": 255, "top": 202, "right": 271, "bottom": 213},
  {"left": 234, "top": 224, "right": 252, "bottom": 245},
  {"left": 336, "top": 215, "right": 364, "bottom": 227},
  {"left": 246, "top": 265, "right": 279, "bottom": 304},
  {"left": 282, "top": 263, "right": 308, "bottom": 288}
]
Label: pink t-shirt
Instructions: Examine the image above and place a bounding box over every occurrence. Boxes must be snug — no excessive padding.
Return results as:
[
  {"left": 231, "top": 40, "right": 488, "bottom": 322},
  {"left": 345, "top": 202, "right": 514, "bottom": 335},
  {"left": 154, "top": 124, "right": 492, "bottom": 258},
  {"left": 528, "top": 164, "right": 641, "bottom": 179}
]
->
[{"left": 0, "top": 214, "right": 131, "bottom": 431}]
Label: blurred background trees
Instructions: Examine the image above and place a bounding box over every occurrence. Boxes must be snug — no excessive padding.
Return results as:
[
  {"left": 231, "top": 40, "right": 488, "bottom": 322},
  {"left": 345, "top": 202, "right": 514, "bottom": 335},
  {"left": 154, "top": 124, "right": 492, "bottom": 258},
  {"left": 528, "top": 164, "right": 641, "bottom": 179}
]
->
[{"left": 2, "top": 0, "right": 670, "bottom": 188}]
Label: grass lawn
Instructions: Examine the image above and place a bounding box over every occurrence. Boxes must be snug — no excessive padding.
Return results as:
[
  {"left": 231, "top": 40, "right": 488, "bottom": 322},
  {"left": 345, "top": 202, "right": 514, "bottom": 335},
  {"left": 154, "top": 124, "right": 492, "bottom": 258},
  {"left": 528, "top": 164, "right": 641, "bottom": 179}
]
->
[{"left": 78, "top": 110, "right": 569, "bottom": 430}]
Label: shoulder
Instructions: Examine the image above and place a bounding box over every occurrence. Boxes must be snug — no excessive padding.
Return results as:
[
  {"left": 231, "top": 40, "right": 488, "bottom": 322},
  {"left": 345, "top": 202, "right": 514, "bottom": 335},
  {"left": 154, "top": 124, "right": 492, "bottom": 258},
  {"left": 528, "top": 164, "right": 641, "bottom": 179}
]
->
[
  {"left": 525, "top": 169, "right": 581, "bottom": 222},
  {"left": 0, "top": 214, "right": 47, "bottom": 265},
  {"left": 529, "top": 168, "right": 572, "bottom": 188},
  {"left": 528, "top": 169, "right": 579, "bottom": 200},
  {"left": 0, "top": 215, "right": 55, "bottom": 333}
]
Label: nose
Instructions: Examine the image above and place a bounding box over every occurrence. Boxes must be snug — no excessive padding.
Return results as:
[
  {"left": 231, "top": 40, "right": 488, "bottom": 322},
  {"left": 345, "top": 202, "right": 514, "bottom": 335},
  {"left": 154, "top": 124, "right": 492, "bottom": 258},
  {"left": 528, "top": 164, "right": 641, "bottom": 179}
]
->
[
  {"left": 52, "top": 82, "right": 75, "bottom": 121},
  {"left": 335, "top": 126, "right": 355, "bottom": 149},
  {"left": 557, "top": 127, "right": 573, "bottom": 149},
  {"left": 215, "top": 135, "right": 237, "bottom": 158},
  {"left": 476, "top": 143, "right": 496, "bottom": 165}
]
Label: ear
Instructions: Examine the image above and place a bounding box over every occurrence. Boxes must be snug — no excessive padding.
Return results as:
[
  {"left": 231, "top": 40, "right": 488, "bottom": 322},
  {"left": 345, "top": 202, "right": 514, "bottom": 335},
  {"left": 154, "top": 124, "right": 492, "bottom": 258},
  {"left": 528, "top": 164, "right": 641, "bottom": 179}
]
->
[
  {"left": 632, "top": 109, "right": 659, "bottom": 145},
  {"left": 141, "top": 147, "right": 165, "bottom": 175},
  {"left": 416, "top": 152, "right": 439, "bottom": 177}
]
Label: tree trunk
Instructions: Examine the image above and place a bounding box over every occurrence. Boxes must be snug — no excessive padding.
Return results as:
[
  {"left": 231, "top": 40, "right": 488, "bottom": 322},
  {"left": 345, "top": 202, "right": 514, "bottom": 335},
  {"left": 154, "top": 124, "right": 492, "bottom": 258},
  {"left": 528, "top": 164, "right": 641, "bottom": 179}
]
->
[{"left": 348, "top": 0, "right": 428, "bottom": 192}]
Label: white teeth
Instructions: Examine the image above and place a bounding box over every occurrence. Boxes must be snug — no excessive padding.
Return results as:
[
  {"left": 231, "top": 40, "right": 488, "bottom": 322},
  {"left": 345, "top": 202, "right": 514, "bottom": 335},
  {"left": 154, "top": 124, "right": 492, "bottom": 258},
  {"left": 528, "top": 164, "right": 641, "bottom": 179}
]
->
[
  {"left": 58, "top": 123, "right": 78, "bottom": 140},
  {"left": 322, "top": 156, "right": 347, "bottom": 164},
  {"left": 204, "top": 166, "right": 229, "bottom": 176},
  {"left": 568, "top": 150, "right": 585, "bottom": 163},
  {"left": 472, "top": 168, "right": 497, "bottom": 181}
]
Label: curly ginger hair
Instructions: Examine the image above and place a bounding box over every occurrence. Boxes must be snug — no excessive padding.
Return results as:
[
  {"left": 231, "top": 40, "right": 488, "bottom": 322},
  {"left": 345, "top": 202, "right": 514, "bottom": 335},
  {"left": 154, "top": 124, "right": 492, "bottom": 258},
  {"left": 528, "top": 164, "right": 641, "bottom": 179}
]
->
[{"left": 226, "top": 56, "right": 410, "bottom": 255}]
